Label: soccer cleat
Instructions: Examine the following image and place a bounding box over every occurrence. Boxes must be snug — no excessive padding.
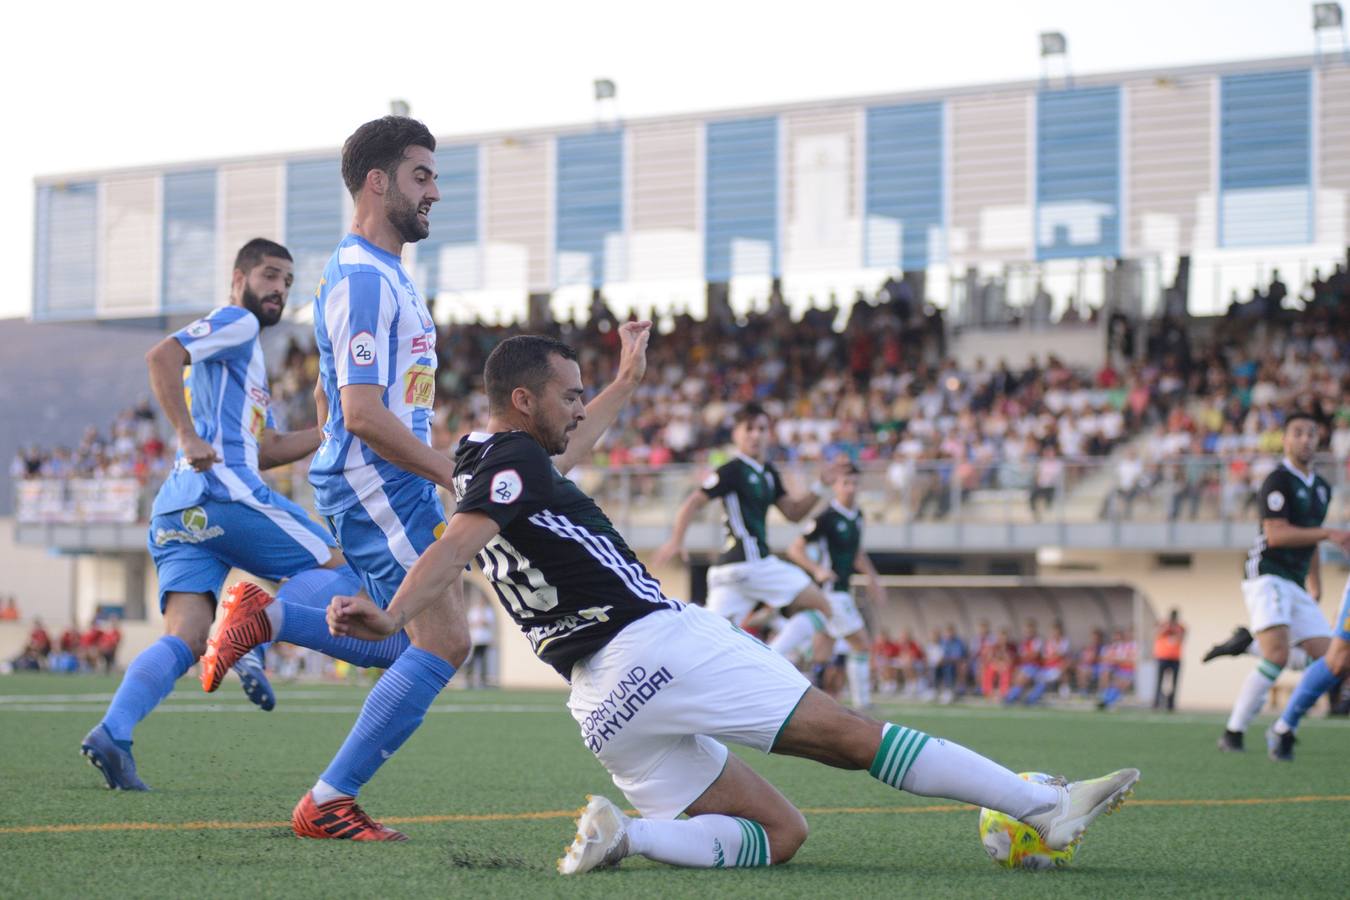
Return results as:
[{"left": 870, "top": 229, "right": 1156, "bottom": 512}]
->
[
  {"left": 1216, "top": 729, "right": 1245, "bottom": 752},
  {"left": 557, "top": 794, "right": 630, "bottom": 874},
  {"left": 1265, "top": 726, "right": 1296, "bottom": 762},
  {"left": 291, "top": 791, "right": 408, "bottom": 841},
  {"left": 201, "top": 581, "right": 275, "bottom": 694},
  {"left": 80, "top": 724, "right": 150, "bottom": 791},
  {"left": 1203, "top": 626, "right": 1254, "bottom": 663},
  {"left": 1020, "top": 768, "right": 1140, "bottom": 851},
  {"left": 234, "top": 646, "right": 275, "bottom": 711}
]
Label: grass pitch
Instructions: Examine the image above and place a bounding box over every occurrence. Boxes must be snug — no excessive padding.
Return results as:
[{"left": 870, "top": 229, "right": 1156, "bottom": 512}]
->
[{"left": 2, "top": 673, "right": 1348, "bottom": 898}]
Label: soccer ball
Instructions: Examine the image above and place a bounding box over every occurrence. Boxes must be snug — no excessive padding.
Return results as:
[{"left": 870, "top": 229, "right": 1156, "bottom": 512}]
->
[{"left": 977, "top": 772, "right": 1076, "bottom": 870}]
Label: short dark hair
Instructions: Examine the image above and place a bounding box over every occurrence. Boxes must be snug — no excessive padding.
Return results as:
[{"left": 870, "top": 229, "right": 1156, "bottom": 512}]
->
[
  {"left": 733, "top": 403, "right": 769, "bottom": 427},
  {"left": 1284, "top": 410, "right": 1319, "bottom": 431},
  {"left": 233, "top": 238, "right": 291, "bottom": 274},
  {"left": 838, "top": 460, "right": 861, "bottom": 476},
  {"left": 341, "top": 116, "right": 437, "bottom": 198},
  {"left": 484, "top": 335, "right": 579, "bottom": 413}
]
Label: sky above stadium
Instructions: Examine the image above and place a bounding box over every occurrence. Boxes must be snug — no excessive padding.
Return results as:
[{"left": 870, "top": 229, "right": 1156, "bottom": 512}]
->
[{"left": 0, "top": 0, "right": 1329, "bottom": 320}]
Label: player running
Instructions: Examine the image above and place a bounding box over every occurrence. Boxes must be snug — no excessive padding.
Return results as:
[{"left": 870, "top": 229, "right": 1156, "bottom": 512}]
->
[
  {"left": 80, "top": 239, "right": 370, "bottom": 790},
  {"left": 1216, "top": 412, "right": 1350, "bottom": 752},
  {"left": 1265, "top": 572, "right": 1350, "bottom": 759},
  {"left": 201, "top": 116, "right": 483, "bottom": 841},
  {"left": 327, "top": 332, "right": 1140, "bottom": 871},
  {"left": 783, "top": 461, "right": 882, "bottom": 709},
  {"left": 653, "top": 404, "right": 835, "bottom": 664}
]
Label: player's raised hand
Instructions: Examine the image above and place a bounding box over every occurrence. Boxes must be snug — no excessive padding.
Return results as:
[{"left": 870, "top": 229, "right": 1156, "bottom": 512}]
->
[
  {"left": 616, "top": 320, "right": 652, "bottom": 386},
  {"left": 328, "top": 592, "right": 398, "bottom": 641},
  {"left": 180, "top": 433, "right": 221, "bottom": 472}
]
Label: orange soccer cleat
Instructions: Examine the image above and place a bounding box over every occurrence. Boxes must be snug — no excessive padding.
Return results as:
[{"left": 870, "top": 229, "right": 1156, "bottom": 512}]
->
[
  {"left": 291, "top": 791, "right": 408, "bottom": 841},
  {"left": 200, "top": 581, "right": 275, "bottom": 693}
]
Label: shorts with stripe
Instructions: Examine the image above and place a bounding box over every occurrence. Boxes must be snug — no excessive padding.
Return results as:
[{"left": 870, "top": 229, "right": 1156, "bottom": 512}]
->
[
  {"left": 327, "top": 474, "right": 446, "bottom": 607},
  {"left": 705, "top": 556, "right": 813, "bottom": 625},
  {"left": 148, "top": 487, "right": 335, "bottom": 611},
  {"left": 825, "top": 589, "right": 866, "bottom": 639},
  {"left": 567, "top": 602, "right": 810, "bottom": 820},
  {"left": 1241, "top": 574, "right": 1331, "bottom": 644}
]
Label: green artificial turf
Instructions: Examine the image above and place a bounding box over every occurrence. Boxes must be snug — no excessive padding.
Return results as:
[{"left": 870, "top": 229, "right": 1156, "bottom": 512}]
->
[{"left": 2, "top": 673, "right": 1348, "bottom": 898}]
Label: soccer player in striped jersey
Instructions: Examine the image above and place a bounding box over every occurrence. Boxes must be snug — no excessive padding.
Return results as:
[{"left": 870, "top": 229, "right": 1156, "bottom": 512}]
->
[
  {"left": 202, "top": 117, "right": 469, "bottom": 841},
  {"left": 653, "top": 404, "right": 836, "bottom": 666},
  {"left": 1216, "top": 413, "right": 1347, "bottom": 752},
  {"left": 328, "top": 331, "right": 1139, "bottom": 873},
  {"left": 784, "top": 461, "right": 882, "bottom": 709},
  {"left": 80, "top": 239, "right": 374, "bottom": 791}
]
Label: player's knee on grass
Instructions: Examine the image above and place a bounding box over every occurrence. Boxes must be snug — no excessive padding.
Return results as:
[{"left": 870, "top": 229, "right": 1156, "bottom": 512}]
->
[{"left": 768, "top": 808, "right": 809, "bottom": 864}]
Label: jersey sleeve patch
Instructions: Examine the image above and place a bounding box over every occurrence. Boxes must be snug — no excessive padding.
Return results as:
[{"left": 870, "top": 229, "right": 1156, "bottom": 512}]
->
[
  {"left": 1267, "top": 491, "right": 1284, "bottom": 512},
  {"left": 185, "top": 319, "right": 212, "bottom": 338},
  {"left": 701, "top": 472, "right": 720, "bottom": 491},
  {"left": 349, "top": 331, "right": 377, "bottom": 367},
  {"left": 489, "top": 469, "right": 523, "bottom": 505}
]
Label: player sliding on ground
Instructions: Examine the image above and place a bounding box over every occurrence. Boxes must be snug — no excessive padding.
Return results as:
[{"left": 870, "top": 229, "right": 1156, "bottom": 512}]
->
[{"left": 327, "top": 330, "right": 1140, "bottom": 871}]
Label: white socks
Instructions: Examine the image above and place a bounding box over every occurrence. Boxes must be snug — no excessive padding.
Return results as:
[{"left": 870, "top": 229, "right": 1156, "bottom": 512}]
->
[
  {"left": 873, "top": 723, "right": 1058, "bottom": 821},
  {"left": 626, "top": 815, "right": 770, "bottom": 867},
  {"left": 310, "top": 778, "right": 348, "bottom": 804},
  {"left": 847, "top": 652, "right": 871, "bottom": 708},
  {"left": 768, "top": 611, "right": 825, "bottom": 658},
  {"left": 1226, "top": 659, "right": 1282, "bottom": 733}
]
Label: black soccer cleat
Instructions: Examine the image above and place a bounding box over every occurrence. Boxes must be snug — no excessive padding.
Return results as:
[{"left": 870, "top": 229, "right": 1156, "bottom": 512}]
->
[
  {"left": 1216, "top": 729, "right": 1245, "bottom": 752},
  {"left": 1265, "top": 726, "right": 1296, "bottom": 762},
  {"left": 1203, "top": 627, "right": 1254, "bottom": 663}
]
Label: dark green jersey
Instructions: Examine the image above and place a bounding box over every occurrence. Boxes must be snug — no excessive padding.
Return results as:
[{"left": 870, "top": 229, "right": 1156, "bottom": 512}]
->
[
  {"left": 1244, "top": 461, "right": 1331, "bottom": 588},
  {"left": 701, "top": 454, "right": 786, "bottom": 565},
  {"left": 803, "top": 501, "right": 864, "bottom": 591}
]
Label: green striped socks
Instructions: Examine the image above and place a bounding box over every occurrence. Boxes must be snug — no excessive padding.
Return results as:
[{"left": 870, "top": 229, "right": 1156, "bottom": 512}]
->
[
  {"left": 870, "top": 723, "right": 930, "bottom": 789},
  {"left": 732, "top": 817, "right": 770, "bottom": 867},
  {"left": 1257, "top": 658, "right": 1283, "bottom": 681}
]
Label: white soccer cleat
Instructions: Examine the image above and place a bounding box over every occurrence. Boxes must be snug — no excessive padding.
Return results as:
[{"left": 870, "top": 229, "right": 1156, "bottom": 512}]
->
[
  {"left": 557, "top": 794, "right": 630, "bottom": 875},
  {"left": 1021, "top": 768, "right": 1140, "bottom": 851}
]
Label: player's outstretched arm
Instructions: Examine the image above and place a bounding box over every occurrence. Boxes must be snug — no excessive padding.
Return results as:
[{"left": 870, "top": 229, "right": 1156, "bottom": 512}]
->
[
  {"left": 329, "top": 510, "right": 501, "bottom": 641},
  {"left": 786, "top": 534, "right": 833, "bottom": 586},
  {"left": 855, "top": 547, "right": 887, "bottom": 609},
  {"left": 257, "top": 427, "right": 323, "bottom": 470},
  {"left": 146, "top": 336, "right": 219, "bottom": 472},
  {"left": 1263, "top": 517, "right": 1350, "bottom": 551},
  {"left": 774, "top": 467, "right": 834, "bottom": 522},
  {"left": 553, "top": 321, "right": 651, "bottom": 476},
  {"left": 342, "top": 384, "right": 457, "bottom": 489},
  {"left": 651, "top": 489, "right": 709, "bottom": 565}
]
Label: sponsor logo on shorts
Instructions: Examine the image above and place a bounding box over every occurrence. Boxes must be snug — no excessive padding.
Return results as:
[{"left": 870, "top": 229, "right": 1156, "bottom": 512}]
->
[
  {"left": 153, "top": 506, "right": 225, "bottom": 546},
  {"left": 350, "top": 331, "right": 376, "bottom": 366},
  {"left": 580, "top": 664, "right": 674, "bottom": 753}
]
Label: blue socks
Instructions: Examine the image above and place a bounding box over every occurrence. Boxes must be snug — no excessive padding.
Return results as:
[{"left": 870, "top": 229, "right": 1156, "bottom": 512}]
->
[
  {"left": 320, "top": 647, "right": 456, "bottom": 796},
  {"left": 275, "top": 566, "right": 410, "bottom": 668},
  {"left": 1101, "top": 685, "right": 1122, "bottom": 708},
  {"left": 1278, "top": 657, "right": 1339, "bottom": 733},
  {"left": 100, "top": 635, "right": 196, "bottom": 743}
]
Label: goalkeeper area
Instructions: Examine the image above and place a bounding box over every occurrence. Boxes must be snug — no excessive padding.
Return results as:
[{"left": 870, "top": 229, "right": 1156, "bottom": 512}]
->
[{"left": 3, "top": 674, "right": 1347, "bottom": 898}]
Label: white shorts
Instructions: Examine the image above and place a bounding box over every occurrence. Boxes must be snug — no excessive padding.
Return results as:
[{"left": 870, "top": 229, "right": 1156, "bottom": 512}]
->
[
  {"left": 706, "top": 557, "right": 812, "bottom": 624},
  {"left": 567, "top": 602, "right": 812, "bottom": 820},
  {"left": 826, "top": 590, "right": 866, "bottom": 639},
  {"left": 1241, "top": 575, "right": 1331, "bottom": 644}
]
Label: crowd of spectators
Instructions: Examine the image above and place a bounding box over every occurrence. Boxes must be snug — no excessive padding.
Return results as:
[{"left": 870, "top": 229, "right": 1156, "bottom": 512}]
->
[
  {"left": 869, "top": 618, "right": 1140, "bottom": 709},
  {"left": 8, "top": 617, "right": 121, "bottom": 674},
  {"left": 10, "top": 399, "right": 169, "bottom": 485}
]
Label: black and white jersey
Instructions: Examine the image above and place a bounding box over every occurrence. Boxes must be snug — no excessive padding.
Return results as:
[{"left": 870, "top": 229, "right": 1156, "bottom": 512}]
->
[
  {"left": 453, "top": 431, "right": 681, "bottom": 678},
  {"left": 701, "top": 454, "right": 787, "bottom": 565},
  {"left": 1244, "top": 460, "right": 1331, "bottom": 588}
]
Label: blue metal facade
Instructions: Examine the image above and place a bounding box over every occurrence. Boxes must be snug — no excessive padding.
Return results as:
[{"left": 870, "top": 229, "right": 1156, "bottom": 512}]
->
[
  {"left": 1219, "top": 69, "right": 1311, "bottom": 247},
  {"left": 417, "top": 144, "right": 479, "bottom": 295},
  {"left": 161, "top": 169, "right": 217, "bottom": 312},
  {"left": 34, "top": 183, "right": 98, "bottom": 318},
  {"left": 1036, "top": 86, "right": 1121, "bottom": 260},
  {"left": 705, "top": 117, "right": 778, "bottom": 281},
  {"left": 285, "top": 158, "right": 344, "bottom": 301},
  {"left": 555, "top": 130, "right": 623, "bottom": 287},
  {"left": 865, "top": 102, "right": 945, "bottom": 270}
]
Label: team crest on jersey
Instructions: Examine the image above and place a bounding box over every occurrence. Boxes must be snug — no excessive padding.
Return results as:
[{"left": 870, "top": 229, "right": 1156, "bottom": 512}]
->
[
  {"left": 349, "top": 331, "right": 376, "bottom": 366},
  {"left": 1267, "top": 491, "right": 1285, "bottom": 512},
  {"left": 185, "top": 319, "right": 212, "bottom": 338},
  {"left": 490, "top": 469, "right": 523, "bottom": 504}
]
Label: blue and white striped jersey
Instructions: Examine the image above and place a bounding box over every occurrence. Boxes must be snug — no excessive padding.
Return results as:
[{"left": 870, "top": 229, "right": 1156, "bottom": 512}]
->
[
  {"left": 151, "top": 305, "right": 275, "bottom": 516},
  {"left": 309, "top": 234, "right": 438, "bottom": 515}
]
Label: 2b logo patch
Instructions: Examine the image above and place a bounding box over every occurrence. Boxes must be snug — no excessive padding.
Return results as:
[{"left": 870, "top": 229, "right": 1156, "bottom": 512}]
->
[
  {"left": 185, "top": 319, "right": 212, "bottom": 338},
  {"left": 490, "top": 469, "right": 523, "bottom": 504},
  {"left": 349, "top": 331, "right": 376, "bottom": 366}
]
